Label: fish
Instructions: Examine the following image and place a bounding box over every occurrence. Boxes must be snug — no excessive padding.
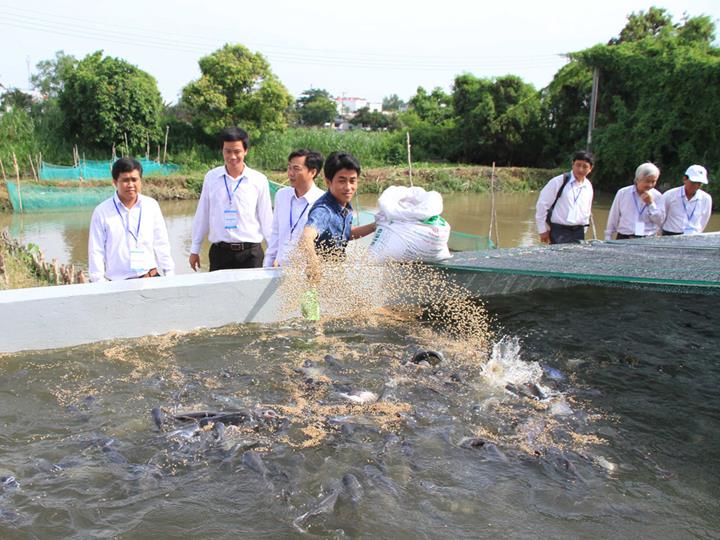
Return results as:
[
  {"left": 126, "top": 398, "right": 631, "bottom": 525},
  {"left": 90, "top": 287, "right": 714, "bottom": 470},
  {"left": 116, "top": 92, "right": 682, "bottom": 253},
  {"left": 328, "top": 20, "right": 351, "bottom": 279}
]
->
[
  {"left": 411, "top": 350, "right": 445, "bottom": 366},
  {"left": 541, "top": 364, "right": 566, "bottom": 382},
  {"left": 292, "top": 489, "right": 340, "bottom": 533},
  {"left": 0, "top": 475, "right": 20, "bottom": 489},
  {"left": 241, "top": 450, "right": 269, "bottom": 478},
  {"left": 342, "top": 473, "right": 364, "bottom": 504},
  {"left": 150, "top": 407, "right": 165, "bottom": 430},
  {"left": 505, "top": 382, "right": 548, "bottom": 401},
  {"left": 335, "top": 390, "right": 378, "bottom": 405},
  {"left": 323, "top": 354, "right": 343, "bottom": 369}
]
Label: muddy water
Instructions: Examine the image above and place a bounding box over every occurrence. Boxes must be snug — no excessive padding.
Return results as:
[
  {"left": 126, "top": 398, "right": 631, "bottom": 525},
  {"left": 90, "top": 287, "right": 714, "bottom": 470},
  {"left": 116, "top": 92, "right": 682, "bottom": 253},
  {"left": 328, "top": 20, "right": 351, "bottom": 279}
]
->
[{"left": 0, "top": 289, "right": 718, "bottom": 538}]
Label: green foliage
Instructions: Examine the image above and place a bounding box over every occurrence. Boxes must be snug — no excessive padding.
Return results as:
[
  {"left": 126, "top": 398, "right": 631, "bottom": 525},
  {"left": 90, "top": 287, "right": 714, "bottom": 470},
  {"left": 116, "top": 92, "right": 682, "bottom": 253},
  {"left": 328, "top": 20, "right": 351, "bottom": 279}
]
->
[
  {"left": 541, "top": 62, "right": 593, "bottom": 164},
  {"left": 576, "top": 12, "right": 720, "bottom": 195},
  {"left": 452, "top": 74, "right": 546, "bottom": 165},
  {"left": 181, "top": 44, "right": 293, "bottom": 139},
  {"left": 249, "top": 128, "right": 404, "bottom": 171},
  {"left": 296, "top": 88, "right": 337, "bottom": 126},
  {"left": 1, "top": 89, "right": 34, "bottom": 113},
  {"left": 382, "top": 94, "right": 404, "bottom": 111},
  {"left": 31, "top": 50, "right": 78, "bottom": 98},
  {"left": 350, "top": 107, "right": 396, "bottom": 130},
  {"left": 0, "top": 109, "right": 41, "bottom": 174},
  {"left": 59, "top": 51, "right": 163, "bottom": 150}
]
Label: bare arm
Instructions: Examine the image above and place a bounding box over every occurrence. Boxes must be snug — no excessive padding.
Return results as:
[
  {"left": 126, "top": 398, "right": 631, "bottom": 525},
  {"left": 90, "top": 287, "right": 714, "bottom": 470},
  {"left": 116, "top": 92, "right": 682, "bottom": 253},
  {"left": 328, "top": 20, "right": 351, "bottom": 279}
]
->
[
  {"left": 350, "top": 221, "right": 376, "bottom": 240},
  {"left": 299, "top": 225, "right": 321, "bottom": 283}
]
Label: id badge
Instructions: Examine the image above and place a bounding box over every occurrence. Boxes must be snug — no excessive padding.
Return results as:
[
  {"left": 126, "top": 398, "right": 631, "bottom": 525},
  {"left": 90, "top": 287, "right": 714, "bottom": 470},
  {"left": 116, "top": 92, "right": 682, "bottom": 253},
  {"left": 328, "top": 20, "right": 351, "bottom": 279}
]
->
[
  {"left": 224, "top": 209, "right": 238, "bottom": 229},
  {"left": 634, "top": 221, "right": 645, "bottom": 236},
  {"left": 130, "top": 248, "right": 145, "bottom": 272}
]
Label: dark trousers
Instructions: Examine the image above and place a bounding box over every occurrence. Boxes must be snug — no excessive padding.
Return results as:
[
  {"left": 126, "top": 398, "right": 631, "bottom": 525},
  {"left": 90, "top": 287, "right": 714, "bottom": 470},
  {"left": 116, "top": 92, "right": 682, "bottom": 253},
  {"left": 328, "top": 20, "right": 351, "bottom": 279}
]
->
[
  {"left": 209, "top": 242, "right": 263, "bottom": 271},
  {"left": 615, "top": 233, "right": 641, "bottom": 240},
  {"left": 549, "top": 223, "right": 585, "bottom": 244},
  {"left": 661, "top": 230, "right": 683, "bottom": 236}
]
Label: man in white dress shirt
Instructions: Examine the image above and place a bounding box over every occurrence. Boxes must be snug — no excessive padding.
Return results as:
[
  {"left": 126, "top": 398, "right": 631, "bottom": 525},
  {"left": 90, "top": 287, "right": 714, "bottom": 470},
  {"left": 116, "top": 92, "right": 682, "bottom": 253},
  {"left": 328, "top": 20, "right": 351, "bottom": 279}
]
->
[
  {"left": 604, "top": 162, "right": 665, "bottom": 240},
  {"left": 88, "top": 157, "right": 175, "bottom": 282},
  {"left": 535, "top": 150, "right": 595, "bottom": 244},
  {"left": 263, "top": 149, "right": 325, "bottom": 267},
  {"left": 189, "top": 127, "right": 273, "bottom": 271},
  {"left": 660, "top": 165, "right": 713, "bottom": 236}
]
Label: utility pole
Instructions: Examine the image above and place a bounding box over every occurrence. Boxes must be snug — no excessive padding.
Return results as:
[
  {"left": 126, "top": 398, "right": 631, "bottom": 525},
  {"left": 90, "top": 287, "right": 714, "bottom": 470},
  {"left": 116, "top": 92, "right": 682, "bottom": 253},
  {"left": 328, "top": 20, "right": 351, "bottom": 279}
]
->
[{"left": 586, "top": 67, "right": 600, "bottom": 150}]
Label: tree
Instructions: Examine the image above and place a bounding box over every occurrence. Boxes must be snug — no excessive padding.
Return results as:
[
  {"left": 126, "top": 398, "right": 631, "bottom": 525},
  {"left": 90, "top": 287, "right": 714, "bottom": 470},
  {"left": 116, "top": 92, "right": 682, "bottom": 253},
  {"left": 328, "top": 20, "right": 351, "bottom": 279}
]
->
[
  {"left": 397, "top": 86, "right": 457, "bottom": 161},
  {"left": 610, "top": 7, "right": 674, "bottom": 44},
  {"left": 349, "top": 107, "right": 393, "bottom": 130},
  {"left": 296, "top": 88, "right": 337, "bottom": 126},
  {"left": 382, "top": 94, "right": 404, "bottom": 112},
  {"left": 58, "top": 51, "right": 163, "bottom": 149},
  {"left": 452, "top": 74, "right": 546, "bottom": 165},
  {"left": 0, "top": 88, "right": 34, "bottom": 112},
  {"left": 181, "top": 44, "right": 292, "bottom": 139},
  {"left": 576, "top": 11, "right": 720, "bottom": 194},
  {"left": 31, "top": 50, "right": 78, "bottom": 98}
]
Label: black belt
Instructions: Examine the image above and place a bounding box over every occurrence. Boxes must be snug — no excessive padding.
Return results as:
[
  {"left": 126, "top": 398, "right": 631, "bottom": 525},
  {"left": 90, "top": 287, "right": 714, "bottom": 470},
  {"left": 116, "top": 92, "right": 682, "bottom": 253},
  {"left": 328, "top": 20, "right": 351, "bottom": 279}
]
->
[
  {"left": 549, "top": 222, "right": 586, "bottom": 231},
  {"left": 661, "top": 230, "right": 683, "bottom": 236},
  {"left": 214, "top": 241, "right": 260, "bottom": 251}
]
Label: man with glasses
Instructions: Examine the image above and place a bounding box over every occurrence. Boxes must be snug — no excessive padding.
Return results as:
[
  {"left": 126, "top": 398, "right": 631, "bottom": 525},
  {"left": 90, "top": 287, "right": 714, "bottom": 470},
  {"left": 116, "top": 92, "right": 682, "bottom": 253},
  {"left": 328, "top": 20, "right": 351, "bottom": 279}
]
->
[
  {"left": 263, "top": 149, "right": 325, "bottom": 268},
  {"left": 189, "top": 127, "right": 273, "bottom": 271}
]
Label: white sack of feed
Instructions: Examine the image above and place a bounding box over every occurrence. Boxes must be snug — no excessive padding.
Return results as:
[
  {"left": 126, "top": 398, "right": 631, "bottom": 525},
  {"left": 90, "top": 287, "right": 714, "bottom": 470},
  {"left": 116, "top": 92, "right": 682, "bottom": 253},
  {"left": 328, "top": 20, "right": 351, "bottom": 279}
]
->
[{"left": 369, "top": 186, "right": 451, "bottom": 262}]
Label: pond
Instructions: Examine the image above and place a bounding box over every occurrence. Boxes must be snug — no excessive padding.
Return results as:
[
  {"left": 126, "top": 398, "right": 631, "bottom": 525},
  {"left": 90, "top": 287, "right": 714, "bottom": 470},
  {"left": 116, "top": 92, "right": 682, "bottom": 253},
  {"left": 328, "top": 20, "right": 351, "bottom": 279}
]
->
[{"left": 0, "top": 287, "right": 717, "bottom": 538}]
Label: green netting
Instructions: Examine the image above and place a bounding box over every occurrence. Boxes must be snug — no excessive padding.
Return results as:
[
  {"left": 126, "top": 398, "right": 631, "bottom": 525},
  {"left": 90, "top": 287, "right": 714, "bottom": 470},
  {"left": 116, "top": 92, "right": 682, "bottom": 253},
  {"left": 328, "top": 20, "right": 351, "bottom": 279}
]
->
[
  {"left": 39, "top": 159, "right": 180, "bottom": 181},
  {"left": 441, "top": 233, "right": 720, "bottom": 291},
  {"left": 7, "top": 181, "right": 115, "bottom": 211}
]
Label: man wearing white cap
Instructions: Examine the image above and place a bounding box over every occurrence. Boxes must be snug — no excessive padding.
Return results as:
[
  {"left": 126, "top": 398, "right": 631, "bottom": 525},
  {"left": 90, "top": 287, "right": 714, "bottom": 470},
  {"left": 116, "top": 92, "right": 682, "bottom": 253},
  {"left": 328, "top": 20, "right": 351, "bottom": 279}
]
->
[{"left": 660, "top": 165, "right": 713, "bottom": 235}]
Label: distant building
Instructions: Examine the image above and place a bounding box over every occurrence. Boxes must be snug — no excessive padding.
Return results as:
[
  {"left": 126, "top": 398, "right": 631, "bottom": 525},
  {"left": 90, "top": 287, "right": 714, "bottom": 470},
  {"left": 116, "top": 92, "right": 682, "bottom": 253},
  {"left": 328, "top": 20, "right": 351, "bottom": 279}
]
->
[{"left": 334, "top": 96, "right": 382, "bottom": 116}]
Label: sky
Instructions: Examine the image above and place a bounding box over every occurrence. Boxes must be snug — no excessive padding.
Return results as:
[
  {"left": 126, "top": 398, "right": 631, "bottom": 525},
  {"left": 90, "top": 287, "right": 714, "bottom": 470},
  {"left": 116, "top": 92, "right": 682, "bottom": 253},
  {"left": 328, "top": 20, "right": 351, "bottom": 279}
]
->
[{"left": 0, "top": 0, "right": 718, "bottom": 105}]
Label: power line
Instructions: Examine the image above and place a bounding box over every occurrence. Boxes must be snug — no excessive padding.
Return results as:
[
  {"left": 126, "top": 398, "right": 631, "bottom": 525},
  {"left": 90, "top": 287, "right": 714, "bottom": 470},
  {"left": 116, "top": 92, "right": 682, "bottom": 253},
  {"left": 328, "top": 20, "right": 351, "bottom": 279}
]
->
[{"left": 0, "top": 5, "right": 567, "bottom": 72}]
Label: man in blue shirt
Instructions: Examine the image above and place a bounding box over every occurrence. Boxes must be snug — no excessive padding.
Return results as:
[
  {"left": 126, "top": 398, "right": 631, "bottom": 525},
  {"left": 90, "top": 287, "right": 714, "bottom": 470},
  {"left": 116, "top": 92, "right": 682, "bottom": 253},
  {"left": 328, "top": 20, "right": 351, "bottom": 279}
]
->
[{"left": 300, "top": 152, "right": 376, "bottom": 280}]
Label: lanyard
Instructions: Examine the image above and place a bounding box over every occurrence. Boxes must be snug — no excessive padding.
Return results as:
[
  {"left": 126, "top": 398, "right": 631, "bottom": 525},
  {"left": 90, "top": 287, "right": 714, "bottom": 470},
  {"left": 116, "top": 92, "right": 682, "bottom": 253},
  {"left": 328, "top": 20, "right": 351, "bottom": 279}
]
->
[
  {"left": 290, "top": 200, "right": 310, "bottom": 234},
  {"left": 223, "top": 174, "right": 243, "bottom": 206},
  {"left": 632, "top": 190, "right": 648, "bottom": 217},
  {"left": 113, "top": 197, "right": 141, "bottom": 243},
  {"left": 570, "top": 181, "right": 584, "bottom": 206},
  {"left": 680, "top": 191, "right": 697, "bottom": 222}
]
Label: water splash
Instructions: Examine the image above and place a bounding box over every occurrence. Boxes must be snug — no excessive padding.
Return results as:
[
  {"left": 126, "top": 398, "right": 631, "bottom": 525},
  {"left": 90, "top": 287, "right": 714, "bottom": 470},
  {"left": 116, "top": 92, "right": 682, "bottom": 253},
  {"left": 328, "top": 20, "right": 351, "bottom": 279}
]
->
[{"left": 482, "top": 336, "right": 543, "bottom": 387}]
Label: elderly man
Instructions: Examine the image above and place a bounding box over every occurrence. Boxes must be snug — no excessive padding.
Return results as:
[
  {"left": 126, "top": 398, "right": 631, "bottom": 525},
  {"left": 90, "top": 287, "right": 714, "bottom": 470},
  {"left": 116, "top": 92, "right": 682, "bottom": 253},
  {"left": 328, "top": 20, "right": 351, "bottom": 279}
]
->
[
  {"left": 88, "top": 157, "right": 175, "bottom": 282},
  {"left": 604, "top": 162, "right": 665, "bottom": 240},
  {"left": 189, "top": 127, "right": 273, "bottom": 271},
  {"left": 263, "top": 149, "right": 325, "bottom": 268},
  {"left": 660, "top": 165, "right": 713, "bottom": 235},
  {"left": 535, "top": 150, "right": 594, "bottom": 244}
]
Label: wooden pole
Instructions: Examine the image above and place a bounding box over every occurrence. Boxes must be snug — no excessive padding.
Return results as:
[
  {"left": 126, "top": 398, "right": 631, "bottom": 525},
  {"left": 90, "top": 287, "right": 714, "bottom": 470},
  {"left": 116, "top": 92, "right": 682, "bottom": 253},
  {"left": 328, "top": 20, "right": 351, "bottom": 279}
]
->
[
  {"left": 406, "top": 131, "right": 413, "bottom": 187},
  {"left": 0, "top": 158, "right": 7, "bottom": 182},
  {"left": 146, "top": 133, "right": 150, "bottom": 160},
  {"left": 124, "top": 132, "right": 129, "bottom": 157},
  {"left": 28, "top": 154, "right": 38, "bottom": 182},
  {"left": 12, "top": 152, "right": 23, "bottom": 213},
  {"left": 488, "top": 162, "right": 500, "bottom": 248},
  {"left": 586, "top": 67, "right": 600, "bottom": 150},
  {"left": 163, "top": 125, "right": 169, "bottom": 163},
  {"left": 112, "top": 143, "right": 116, "bottom": 162},
  {"left": 38, "top": 152, "right": 42, "bottom": 178},
  {"left": 157, "top": 144, "right": 161, "bottom": 163}
]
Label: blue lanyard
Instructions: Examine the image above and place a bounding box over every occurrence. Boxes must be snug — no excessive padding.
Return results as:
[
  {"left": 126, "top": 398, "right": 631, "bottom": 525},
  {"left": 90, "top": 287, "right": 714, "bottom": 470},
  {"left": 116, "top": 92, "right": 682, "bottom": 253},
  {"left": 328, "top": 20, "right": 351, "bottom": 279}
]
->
[
  {"left": 680, "top": 191, "right": 697, "bottom": 222},
  {"left": 223, "top": 174, "right": 243, "bottom": 206},
  {"left": 290, "top": 200, "right": 310, "bottom": 234},
  {"left": 570, "top": 181, "right": 584, "bottom": 206},
  {"left": 632, "top": 190, "right": 648, "bottom": 217},
  {"left": 113, "top": 197, "right": 141, "bottom": 243}
]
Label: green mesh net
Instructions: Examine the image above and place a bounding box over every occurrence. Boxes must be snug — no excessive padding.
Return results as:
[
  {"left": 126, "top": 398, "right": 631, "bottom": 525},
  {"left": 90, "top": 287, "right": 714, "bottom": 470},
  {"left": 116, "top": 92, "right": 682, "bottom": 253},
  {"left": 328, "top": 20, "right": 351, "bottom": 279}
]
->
[
  {"left": 7, "top": 181, "right": 115, "bottom": 211},
  {"left": 39, "top": 159, "right": 180, "bottom": 181}
]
